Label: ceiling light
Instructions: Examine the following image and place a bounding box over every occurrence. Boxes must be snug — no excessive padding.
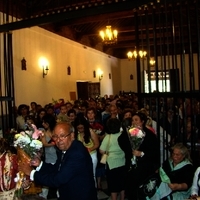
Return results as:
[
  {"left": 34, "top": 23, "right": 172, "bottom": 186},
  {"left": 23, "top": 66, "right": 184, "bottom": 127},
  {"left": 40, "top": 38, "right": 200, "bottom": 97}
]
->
[
  {"left": 127, "top": 48, "right": 147, "bottom": 60},
  {"left": 99, "top": 25, "right": 118, "bottom": 45},
  {"left": 150, "top": 58, "right": 156, "bottom": 65}
]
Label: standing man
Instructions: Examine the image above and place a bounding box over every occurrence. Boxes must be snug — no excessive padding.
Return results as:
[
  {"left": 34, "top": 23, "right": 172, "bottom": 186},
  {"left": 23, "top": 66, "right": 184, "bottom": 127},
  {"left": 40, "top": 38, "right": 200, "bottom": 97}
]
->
[{"left": 19, "top": 122, "right": 97, "bottom": 200}]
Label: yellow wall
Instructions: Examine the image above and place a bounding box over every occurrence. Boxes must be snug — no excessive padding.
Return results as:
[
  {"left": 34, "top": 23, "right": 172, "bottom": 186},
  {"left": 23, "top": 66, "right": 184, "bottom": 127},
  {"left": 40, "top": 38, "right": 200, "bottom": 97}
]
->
[
  {"left": 2, "top": 24, "right": 199, "bottom": 108},
  {"left": 12, "top": 27, "right": 120, "bottom": 106}
]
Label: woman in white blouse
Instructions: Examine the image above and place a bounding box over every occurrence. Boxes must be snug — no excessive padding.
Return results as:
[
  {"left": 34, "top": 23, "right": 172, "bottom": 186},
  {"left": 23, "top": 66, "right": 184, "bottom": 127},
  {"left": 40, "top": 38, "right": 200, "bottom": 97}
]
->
[{"left": 191, "top": 167, "right": 200, "bottom": 199}]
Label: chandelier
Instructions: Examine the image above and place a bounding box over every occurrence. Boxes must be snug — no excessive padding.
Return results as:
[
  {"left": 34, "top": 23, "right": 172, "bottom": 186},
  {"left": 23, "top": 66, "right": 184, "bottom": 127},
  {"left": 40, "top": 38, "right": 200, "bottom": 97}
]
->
[
  {"left": 127, "top": 48, "right": 147, "bottom": 60},
  {"left": 99, "top": 25, "right": 118, "bottom": 45},
  {"left": 150, "top": 58, "right": 156, "bottom": 65}
]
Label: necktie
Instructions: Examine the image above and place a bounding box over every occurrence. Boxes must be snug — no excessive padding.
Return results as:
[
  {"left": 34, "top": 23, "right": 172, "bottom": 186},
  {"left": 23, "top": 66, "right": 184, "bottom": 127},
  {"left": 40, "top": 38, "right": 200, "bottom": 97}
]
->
[{"left": 58, "top": 152, "right": 65, "bottom": 171}]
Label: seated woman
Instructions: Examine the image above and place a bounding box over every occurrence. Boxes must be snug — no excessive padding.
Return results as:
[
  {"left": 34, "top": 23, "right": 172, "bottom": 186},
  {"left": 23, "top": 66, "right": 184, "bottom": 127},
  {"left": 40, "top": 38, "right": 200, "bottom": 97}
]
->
[
  {"left": 146, "top": 143, "right": 195, "bottom": 200},
  {"left": 190, "top": 166, "right": 200, "bottom": 199}
]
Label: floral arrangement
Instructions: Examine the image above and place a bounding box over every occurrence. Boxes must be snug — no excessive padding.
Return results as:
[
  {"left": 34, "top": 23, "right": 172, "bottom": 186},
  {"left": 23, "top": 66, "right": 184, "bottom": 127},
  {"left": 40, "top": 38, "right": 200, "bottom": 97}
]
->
[
  {"left": 89, "top": 121, "right": 104, "bottom": 135},
  {"left": 127, "top": 126, "right": 145, "bottom": 165},
  {"left": 52, "top": 98, "right": 64, "bottom": 109},
  {"left": 14, "top": 124, "right": 43, "bottom": 158},
  {"left": 128, "top": 126, "right": 145, "bottom": 150},
  {"left": 13, "top": 124, "right": 43, "bottom": 198}
]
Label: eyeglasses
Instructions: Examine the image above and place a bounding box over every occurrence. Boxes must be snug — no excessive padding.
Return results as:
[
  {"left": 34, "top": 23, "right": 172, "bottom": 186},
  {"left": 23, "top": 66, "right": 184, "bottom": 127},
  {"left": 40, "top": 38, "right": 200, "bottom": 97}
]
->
[{"left": 52, "top": 132, "right": 71, "bottom": 141}]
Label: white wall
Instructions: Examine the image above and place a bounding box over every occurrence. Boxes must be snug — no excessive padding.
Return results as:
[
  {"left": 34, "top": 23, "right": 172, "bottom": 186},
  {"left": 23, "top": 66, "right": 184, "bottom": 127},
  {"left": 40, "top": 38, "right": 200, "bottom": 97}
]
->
[
  {"left": 11, "top": 27, "right": 119, "bottom": 106},
  {"left": 119, "top": 54, "right": 200, "bottom": 93}
]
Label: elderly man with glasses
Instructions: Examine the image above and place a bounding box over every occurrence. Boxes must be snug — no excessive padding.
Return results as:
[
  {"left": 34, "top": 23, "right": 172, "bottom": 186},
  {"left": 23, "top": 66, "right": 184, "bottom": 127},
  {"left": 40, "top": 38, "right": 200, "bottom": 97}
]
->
[{"left": 19, "top": 122, "right": 97, "bottom": 200}]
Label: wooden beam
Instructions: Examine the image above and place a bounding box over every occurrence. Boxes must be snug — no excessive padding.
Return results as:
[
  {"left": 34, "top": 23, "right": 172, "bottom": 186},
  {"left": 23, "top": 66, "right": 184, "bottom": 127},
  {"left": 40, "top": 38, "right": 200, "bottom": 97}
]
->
[{"left": 0, "top": 0, "right": 151, "bottom": 33}]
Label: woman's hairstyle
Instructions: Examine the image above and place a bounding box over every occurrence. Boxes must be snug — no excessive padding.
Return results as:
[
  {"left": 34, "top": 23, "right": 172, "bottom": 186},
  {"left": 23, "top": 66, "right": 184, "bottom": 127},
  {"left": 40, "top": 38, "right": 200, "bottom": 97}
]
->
[
  {"left": 67, "top": 108, "right": 77, "bottom": 117},
  {"left": 74, "top": 116, "right": 91, "bottom": 144},
  {"left": 86, "top": 107, "right": 96, "bottom": 116},
  {"left": 138, "top": 108, "right": 153, "bottom": 127},
  {"left": 0, "top": 138, "right": 10, "bottom": 154},
  {"left": 133, "top": 112, "right": 148, "bottom": 128},
  {"left": 171, "top": 143, "right": 192, "bottom": 162},
  {"left": 106, "top": 118, "right": 121, "bottom": 134},
  {"left": 25, "top": 115, "right": 36, "bottom": 123},
  {"left": 122, "top": 108, "right": 133, "bottom": 118},
  {"left": 138, "top": 108, "right": 149, "bottom": 116},
  {"left": 121, "top": 117, "right": 132, "bottom": 132},
  {"left": 30, "top": 102, "right": 37, "bottom": 107},
  {"left": 17, "top": 104, "right": 29, "bottom": 115},
  {"left": 42, "top": 114, "right": 57, "bottom": 131},
  {"left": 46, "top": 105, "right": 55, "bottom": 113},
  {"left": 37, "top": 108, "right": 47, "bottom": 119}
]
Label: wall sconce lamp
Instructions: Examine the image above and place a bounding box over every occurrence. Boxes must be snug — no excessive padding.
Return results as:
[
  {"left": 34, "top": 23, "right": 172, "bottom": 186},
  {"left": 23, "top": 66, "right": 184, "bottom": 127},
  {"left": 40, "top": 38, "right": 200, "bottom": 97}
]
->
[
  {"left": 99, "top": 73, "right": 103, "bottom": 81},
  {"left": 43, "top": 65, "right": 49, "bottom": 78},
  {"left": 93, "top": 70, "right": 96, "bottom": 78},
  {"left": 21, "top": 57, "right": 27, "bottom": 70},
  {"left": 39, "top": 57, "right": 49, "bottom": 78}
]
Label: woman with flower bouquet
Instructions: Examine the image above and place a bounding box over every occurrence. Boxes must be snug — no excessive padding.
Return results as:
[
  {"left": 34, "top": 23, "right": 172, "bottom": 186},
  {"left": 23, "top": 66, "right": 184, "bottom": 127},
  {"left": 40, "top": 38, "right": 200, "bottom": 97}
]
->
[{"left": 126, "top": 112, "right": 160, "bottom": 200}]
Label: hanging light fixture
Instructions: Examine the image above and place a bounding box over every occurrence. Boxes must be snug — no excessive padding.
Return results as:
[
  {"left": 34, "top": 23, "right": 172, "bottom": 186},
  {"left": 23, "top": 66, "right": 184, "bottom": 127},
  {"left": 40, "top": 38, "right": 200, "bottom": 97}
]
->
[
  {"left": 99, "top": 25, "right": 118, "bottom": 45},
  {"left": 127, "top": 47, "right": 147, "bottom": 60},
  {"left": 150, "top": 58, "right": 156, "bottom": 65}
]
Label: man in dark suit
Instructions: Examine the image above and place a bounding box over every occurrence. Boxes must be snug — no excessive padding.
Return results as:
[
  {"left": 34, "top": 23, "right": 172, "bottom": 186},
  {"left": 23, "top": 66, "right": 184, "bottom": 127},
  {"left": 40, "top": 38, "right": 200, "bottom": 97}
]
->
[{"left": 19, "top": 122, "right": 97, "bottom": 200}]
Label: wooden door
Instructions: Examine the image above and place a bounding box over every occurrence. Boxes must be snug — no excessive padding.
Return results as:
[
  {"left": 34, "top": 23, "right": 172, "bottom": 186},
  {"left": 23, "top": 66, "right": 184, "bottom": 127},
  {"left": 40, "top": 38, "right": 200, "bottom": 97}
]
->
[{"left": 76, "top": 82, "right": 89, "bottom": 100}]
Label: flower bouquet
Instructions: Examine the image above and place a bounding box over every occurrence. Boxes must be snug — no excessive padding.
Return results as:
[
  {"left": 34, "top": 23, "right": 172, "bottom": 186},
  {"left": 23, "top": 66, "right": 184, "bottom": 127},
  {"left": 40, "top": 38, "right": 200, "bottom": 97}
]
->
[
  {"left": 89, "top": 121, "right": 104, "bottom": 135},
  {"left": 52, "top": 98, "right": 65, "bottom": 115},
  {"left": 127, "top": 126, "right": 145, "bottom": 166},
  {"left": 13, "top": 124, "right": 43, "bottom": 198}
]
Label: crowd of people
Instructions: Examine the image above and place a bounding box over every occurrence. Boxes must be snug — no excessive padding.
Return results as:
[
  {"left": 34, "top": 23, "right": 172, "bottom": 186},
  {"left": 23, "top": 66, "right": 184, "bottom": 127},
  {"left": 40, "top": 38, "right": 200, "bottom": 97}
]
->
[{"left": 0, "top": 94, "right": 200, "bottom": 200}]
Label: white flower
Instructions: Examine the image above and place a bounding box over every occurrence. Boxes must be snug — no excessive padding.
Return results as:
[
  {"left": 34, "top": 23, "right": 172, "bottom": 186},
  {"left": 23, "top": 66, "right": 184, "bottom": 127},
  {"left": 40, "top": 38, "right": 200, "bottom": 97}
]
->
[
  {"left": 146, "top": 179, "right": 157, "bottom": 192},
  {"left": 14, "top": 124, "right": 43, "bottom": 158},
  {"left": 14, "top": 134, "right": 31, "bottom": 147},
  {"left": 137, "top": 130, "right": 145, "bottom": 138},
  {"left": 24, "top": 130, "right": 32, "bottom": 137},
  {"left": 30, "top": 140, "right": 43, "bottom": 150},
  {"left": 15, "top": 134, "right": 21, "bottom": 139}
]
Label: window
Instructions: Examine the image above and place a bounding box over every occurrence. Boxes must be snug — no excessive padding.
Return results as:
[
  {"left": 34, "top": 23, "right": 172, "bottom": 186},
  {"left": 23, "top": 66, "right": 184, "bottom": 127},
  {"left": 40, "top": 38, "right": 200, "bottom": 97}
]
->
[{"left": 144, "top": 70, "right": 170, "bottom": 93}]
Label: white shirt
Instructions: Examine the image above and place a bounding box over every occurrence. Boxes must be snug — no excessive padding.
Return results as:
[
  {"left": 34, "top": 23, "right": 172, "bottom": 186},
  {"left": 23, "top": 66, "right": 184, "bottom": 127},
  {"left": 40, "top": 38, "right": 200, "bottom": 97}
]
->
[
  {"left": 30, "top": 161, "right": 43, "bottom": 181},
  {"left": 191, "top": 167, "right": 200, "bottom": 195}
]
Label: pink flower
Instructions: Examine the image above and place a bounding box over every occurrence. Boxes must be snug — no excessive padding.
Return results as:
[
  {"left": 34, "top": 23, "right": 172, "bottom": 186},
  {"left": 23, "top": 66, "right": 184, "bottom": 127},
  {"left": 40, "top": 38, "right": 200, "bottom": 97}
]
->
[
  {"left": 129, "top": 127, "right": 140, "bottom": 136},
  {"left": 128, "top": 127, "right": 145, "bottom": 150},
  {"left": 31, "top": 124, "right": 43, "bottom": 139}
]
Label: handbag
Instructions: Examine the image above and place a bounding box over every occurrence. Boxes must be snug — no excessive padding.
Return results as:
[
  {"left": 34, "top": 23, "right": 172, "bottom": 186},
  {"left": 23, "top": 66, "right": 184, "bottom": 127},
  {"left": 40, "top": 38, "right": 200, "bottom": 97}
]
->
[
  {"left": 100, "top": 135, "right": 111, "bottom": 164},
  {"left": 138, "top": 172, "right": 161, "bottom": 199},
  {"left": 100, "top": 153, "right": 108, "bottom": 164}
]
